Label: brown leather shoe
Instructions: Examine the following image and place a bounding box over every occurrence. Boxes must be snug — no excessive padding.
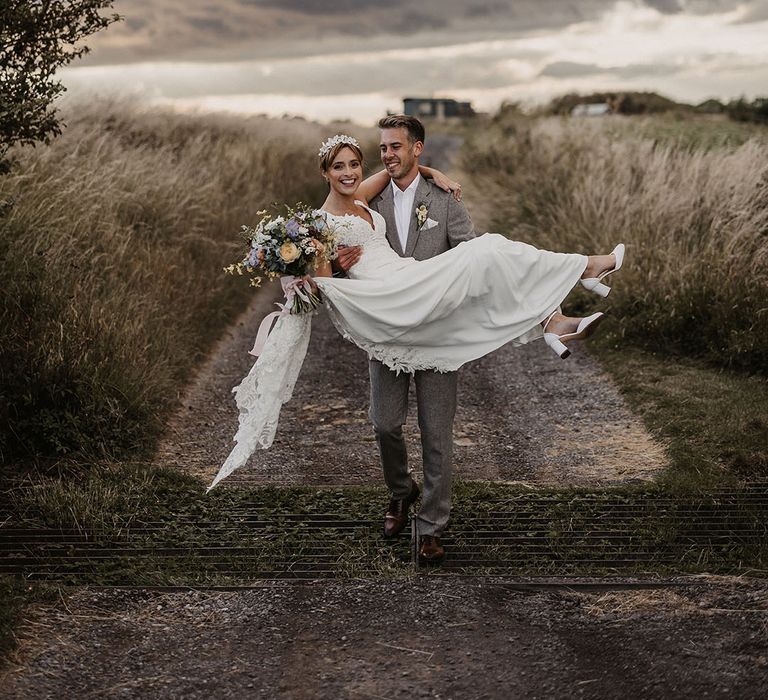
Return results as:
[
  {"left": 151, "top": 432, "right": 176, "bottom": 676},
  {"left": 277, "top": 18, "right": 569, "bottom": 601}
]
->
[
  {"left": 383, "top": 480, "right": 420, "bottom": 538},
  {"left": 418, "top": 535, "right": 445, "bottom": 565}
]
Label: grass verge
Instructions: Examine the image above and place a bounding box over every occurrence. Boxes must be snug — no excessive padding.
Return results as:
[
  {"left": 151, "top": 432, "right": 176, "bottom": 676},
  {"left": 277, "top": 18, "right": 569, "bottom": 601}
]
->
[{"left": 592, "top": 339, "right": 768, "bottom": 490}]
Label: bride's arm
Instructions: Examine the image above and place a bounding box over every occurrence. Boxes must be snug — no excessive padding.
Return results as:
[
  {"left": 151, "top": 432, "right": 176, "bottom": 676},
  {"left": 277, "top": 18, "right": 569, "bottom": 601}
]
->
[
  {"left": 356, "top": 166, "right": 462, "bottom": 203},
  {"left": 313, "top": 260, "right": 332, "bottom": 277},
  {"left": 354, "top": 168, "right": 391, "bottom": 204},
  {"left": 301, "top": 258, "right": 331, "bottom": 293},
  {"left": 419, "top": 165, "right": 462, "bottom": 201}
]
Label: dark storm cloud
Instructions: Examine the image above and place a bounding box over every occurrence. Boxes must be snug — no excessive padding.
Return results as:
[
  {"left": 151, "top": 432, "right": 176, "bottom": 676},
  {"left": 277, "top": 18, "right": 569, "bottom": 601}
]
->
[
  {"left": 642, "top": 0, "right": 682, "bottom": 13},
  {"left": 85, "top": 0, "right": 615, "bottom": 64},
  {"left": 539, "top": 62, "right": 606, "bottom": 79},
  {"left": 539, "top": 61, "right": 684, "bottom": 80},
  {"left": 255, "top": 0, "right": 404, "bottom": 13}
]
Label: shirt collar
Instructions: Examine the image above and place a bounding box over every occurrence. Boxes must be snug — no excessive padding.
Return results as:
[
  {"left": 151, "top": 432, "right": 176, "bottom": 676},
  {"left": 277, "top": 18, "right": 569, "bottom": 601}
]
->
[{"left": 391, "top": 173, "right": 422, "bottom": 198}]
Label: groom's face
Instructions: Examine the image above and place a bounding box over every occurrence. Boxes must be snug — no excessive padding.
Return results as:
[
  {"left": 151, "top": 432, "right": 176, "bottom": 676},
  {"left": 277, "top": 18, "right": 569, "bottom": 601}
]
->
[{"left": 379, "top": 127, "right": 423, "bottom": 181}]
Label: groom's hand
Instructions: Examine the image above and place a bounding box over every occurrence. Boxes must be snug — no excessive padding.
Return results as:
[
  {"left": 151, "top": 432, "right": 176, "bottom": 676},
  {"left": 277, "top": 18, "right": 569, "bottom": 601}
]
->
[{"left": 334, "top": 245, "right": 363, "bottom": 273}]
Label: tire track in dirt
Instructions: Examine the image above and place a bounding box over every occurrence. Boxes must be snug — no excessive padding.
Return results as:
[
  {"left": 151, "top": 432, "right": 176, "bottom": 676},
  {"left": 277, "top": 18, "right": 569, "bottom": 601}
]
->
[{"left": 156, "top": 283, "right": 667, "bottom": 488}]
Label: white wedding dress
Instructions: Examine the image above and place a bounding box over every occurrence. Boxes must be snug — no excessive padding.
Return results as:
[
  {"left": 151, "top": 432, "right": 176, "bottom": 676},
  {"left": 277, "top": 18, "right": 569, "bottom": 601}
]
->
[{"left": 208, "top": 202, "right": 586, "bottom": 489}]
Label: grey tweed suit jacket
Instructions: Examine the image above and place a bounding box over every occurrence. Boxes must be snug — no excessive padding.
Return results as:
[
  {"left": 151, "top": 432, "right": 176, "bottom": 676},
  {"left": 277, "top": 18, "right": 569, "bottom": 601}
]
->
[{"left": 367, "top": 176, "right": 475, "bottom": 260}]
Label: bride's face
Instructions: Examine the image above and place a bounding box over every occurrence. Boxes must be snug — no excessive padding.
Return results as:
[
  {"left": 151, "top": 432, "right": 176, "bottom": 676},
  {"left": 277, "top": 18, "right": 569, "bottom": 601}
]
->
[{"left": 326, "top": 147, "right": 363, "bottom": 196}]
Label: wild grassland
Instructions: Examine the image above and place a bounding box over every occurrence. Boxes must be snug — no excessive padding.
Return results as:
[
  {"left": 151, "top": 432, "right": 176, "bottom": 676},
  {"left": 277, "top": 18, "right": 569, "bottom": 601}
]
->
[
  {"left": 0, "top": 103, "right": 375, "bottom": 464},
  {"left": 462, "top": 112, "right": 768, "bottom": 373}
]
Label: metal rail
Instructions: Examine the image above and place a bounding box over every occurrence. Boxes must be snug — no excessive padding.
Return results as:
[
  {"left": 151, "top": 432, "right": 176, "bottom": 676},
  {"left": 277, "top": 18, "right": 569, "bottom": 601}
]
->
[{"left": 3, "top": 487, "right": 766, "bottom": 582}]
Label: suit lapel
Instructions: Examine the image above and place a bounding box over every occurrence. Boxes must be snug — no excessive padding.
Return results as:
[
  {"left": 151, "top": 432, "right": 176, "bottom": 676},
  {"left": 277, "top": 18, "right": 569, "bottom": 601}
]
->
[
  {"left": 376, "top": 185, "right": 403, "bottom": 256},
  {"left": 404, "top": 177, "right": 432, "bottom": 258}
]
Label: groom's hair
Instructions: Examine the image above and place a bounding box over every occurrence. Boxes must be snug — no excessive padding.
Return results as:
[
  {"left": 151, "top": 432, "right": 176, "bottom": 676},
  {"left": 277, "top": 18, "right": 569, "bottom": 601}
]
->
[{"left": 378, "top": 115, "right": 425, "bottom": 145}]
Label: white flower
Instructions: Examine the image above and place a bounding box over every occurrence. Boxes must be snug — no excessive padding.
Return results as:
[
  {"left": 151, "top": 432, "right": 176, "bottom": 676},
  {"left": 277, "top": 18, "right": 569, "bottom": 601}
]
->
[{"left": 416, "top": 203, "right": 428, "bottom": 229}]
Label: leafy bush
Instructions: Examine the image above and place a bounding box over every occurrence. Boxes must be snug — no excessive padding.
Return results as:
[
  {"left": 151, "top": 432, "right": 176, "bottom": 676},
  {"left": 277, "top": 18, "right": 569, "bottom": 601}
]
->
[
  {"left": 726, "top": 97, "right": 768, "bottom": 125},
  {"left": 0, "top": 1, "right": 119, "bottom": 163}
]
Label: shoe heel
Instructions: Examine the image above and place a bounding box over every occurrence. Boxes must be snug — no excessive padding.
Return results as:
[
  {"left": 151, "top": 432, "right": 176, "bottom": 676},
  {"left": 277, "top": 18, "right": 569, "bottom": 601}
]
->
[
  {"left": 580, "top": 278, "right": 611, "bottom": 297},
  {"left": 544, "top": 333, "right": 571, "bottom": 359}
]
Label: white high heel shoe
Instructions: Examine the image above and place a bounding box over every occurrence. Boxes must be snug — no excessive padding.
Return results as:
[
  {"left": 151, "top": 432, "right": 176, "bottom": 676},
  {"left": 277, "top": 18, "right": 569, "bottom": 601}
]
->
[
  {"left": 543, "top": 310, "right": 606, "bottom": 359},
  {"left": 580, "top": 244, "right": 625, "bottom": 297}
]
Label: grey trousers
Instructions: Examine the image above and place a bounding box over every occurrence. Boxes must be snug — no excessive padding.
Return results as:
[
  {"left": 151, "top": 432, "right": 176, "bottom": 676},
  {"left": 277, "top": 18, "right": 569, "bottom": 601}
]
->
[{"left": 368, "top": 359, "right": 458, "bottom": 536}]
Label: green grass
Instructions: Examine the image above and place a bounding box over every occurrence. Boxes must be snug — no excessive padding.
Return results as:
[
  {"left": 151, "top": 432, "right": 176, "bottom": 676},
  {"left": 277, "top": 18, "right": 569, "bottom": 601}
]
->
[
  {"left": 606, "top": 113, "right": 768, "bottom": 150},
  {"left": 2, "top": 469, "right": 766, "bottom": 586},
  {"left": 592, "top": 339, "right": 768, "bottom": 490}
]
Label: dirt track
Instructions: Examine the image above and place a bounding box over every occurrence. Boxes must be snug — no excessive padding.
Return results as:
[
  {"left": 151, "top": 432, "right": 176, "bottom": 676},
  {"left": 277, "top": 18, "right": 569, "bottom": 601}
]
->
[
  {"left": 5, "top": 578, "right": 768, "bottom": 699},
  {"left": 156, "top": 285, "right": 667, "bottom": 489}
]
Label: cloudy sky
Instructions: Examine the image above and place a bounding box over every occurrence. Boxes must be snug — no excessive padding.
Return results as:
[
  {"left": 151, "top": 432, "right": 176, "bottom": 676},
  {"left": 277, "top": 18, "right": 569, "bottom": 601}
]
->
[{"left": 62, "top": 0, "right": 768, "bottom": 123}]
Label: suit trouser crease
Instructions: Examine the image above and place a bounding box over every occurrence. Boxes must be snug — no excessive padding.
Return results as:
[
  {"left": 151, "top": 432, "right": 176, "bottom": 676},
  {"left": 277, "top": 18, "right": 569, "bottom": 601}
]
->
[{"left": 369, "top": 359, "right": 457, "bottom": 536}]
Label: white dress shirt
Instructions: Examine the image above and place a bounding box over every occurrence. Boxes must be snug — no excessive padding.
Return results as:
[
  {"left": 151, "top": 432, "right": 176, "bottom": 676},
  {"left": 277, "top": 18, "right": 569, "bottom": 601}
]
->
[{"left": 391, "top": 174, "right": 422, "bottom": 252}]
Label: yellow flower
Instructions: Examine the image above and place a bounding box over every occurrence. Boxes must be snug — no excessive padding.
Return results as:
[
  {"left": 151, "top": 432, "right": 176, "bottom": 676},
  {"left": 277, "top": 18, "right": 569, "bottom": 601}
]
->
[{"left": 279, "top": 241, "right": 300, "bottom": 262}]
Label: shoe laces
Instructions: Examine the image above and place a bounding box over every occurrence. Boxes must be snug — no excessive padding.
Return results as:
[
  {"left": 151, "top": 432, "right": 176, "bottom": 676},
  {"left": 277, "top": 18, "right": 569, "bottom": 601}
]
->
[{"left": 387, "top": 498, "right": 404, "bottom": 516}]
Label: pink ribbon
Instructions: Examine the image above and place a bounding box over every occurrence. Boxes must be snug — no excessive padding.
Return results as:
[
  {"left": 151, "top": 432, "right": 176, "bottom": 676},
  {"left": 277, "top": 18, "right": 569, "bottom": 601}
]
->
[{"left": 249, "top": 276, "right": 313, "bottom": 357}]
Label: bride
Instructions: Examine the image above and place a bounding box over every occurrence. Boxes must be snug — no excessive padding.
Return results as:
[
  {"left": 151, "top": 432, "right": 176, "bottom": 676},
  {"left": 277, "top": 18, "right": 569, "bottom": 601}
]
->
[{"left": 208, "top": 134, "right": 624, "bottom": 489}]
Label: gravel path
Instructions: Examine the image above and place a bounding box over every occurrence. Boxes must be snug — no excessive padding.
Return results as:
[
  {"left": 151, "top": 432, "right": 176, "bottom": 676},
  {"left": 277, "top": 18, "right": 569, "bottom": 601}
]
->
[
  {"left": 156, "top": 285, "right": 667, "bottom": 489},
  {"left": 4, "top": 578, "right": 767, "bottom": 698}
]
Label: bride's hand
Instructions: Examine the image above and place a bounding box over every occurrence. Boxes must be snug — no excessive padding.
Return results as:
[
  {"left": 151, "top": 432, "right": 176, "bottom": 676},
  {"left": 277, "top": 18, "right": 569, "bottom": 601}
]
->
[
  {"left": 428, "top": 170, "right": 462, "bottom": 201},
  {"left": 301, "top": 275, "right": 319, "bottom": 293}
]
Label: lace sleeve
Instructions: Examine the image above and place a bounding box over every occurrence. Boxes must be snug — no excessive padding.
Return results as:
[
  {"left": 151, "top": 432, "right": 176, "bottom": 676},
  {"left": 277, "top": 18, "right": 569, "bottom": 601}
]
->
[{"left": 207, "top": 313, "right": 313, "bottom": 490}]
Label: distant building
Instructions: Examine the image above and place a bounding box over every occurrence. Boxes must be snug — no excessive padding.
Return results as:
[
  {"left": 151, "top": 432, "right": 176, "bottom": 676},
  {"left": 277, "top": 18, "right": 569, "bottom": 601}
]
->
[
  {"left": 402, "top": 97, "right": 475, "bottom": 120},
  {"left": 571, "top": 103, "right": 611, "bottom": 117}
]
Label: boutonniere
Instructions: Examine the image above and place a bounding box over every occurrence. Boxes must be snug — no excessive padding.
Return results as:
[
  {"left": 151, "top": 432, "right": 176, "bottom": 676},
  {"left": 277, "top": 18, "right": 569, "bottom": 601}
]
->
[{"left": 415, "top": 202, "right": 429, "bottom": 229}]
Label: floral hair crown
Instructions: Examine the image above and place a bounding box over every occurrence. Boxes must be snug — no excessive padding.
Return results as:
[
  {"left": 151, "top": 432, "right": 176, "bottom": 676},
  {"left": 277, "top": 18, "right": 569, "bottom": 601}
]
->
[{"left": 318, "top": 134, "right": 360, "bottom": 158}]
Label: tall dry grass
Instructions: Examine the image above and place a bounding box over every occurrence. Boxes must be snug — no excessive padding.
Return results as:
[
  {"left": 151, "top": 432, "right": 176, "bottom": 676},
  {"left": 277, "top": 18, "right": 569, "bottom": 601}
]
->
[
  {"left": 463, "top": 114, "right": 768, "bottom": 372},
  {"left": 0, "top": 102, "right": 357, "bottom": 462}
]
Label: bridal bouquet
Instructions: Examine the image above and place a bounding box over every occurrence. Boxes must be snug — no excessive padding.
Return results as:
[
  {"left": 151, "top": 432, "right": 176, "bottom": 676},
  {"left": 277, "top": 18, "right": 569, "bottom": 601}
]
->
[{"left": 225, "top": 203, "right": 338, "bottom": 314}]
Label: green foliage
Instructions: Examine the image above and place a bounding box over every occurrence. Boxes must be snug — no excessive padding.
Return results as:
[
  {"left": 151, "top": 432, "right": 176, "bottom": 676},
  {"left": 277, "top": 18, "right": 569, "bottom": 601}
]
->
[
  {"left": 593, "top": 342, "right": 768, "bottom": 488},
  {"left": 0, "top": 1, "right": 119, "bottom": 162},
  {"left": 547, "top": 91, "right": 691, "bottom": 116},
  {"left": 0, "top": 102, "right": 327, "bottom": 463},
  {"left": 725, "top": 97, "right": 768, "bottom": 125}
]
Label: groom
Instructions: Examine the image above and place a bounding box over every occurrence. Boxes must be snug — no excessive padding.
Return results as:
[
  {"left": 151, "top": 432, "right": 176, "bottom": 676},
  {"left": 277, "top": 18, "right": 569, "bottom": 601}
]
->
[{"left": 338, "top": 115, "right": 475, "bottom": 564}]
